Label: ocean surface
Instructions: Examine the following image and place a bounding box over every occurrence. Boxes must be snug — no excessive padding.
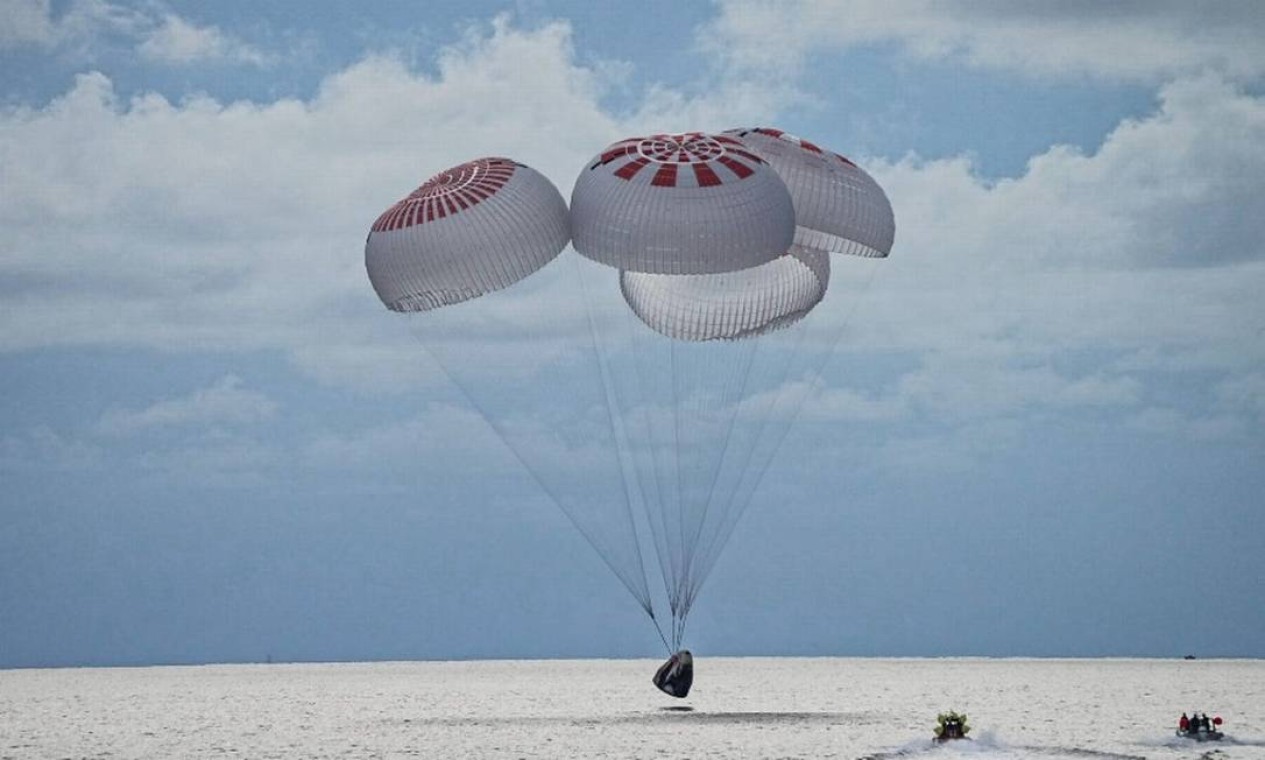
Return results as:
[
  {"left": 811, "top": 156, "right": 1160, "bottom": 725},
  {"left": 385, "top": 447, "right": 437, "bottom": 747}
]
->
[{"left": 2, "top": 658, "right": 1263, "bottom": 759}]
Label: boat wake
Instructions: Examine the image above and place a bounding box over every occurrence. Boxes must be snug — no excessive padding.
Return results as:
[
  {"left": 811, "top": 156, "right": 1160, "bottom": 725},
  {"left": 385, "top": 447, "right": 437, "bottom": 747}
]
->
[
  {"left": 1139, "top": 733, "right": 1265, "bottom": 750},
  {"left": 1208, "top": 735, "right": 1265, "bottom": 749},
  {"left": 862, "top": 733, "right": 1146, "bottom": 760}
]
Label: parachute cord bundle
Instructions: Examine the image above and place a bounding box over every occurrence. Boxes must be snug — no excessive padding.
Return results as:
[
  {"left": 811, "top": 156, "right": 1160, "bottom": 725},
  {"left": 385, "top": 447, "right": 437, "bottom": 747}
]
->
[
  {"left": 579, "top": 258, "right": 884, "bottom": 652},
  {"left": 408, "top": 314, "right": 656, "bottom": 619},
  {"left": 685, "top": 256, "right": 887, "bottom": 608}
]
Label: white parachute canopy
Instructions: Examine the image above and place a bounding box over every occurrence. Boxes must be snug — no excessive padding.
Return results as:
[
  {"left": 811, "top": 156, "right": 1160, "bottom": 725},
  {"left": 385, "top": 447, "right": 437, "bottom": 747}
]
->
[{"left": 619, "top": 245, "right": 830, "bottom": 342}]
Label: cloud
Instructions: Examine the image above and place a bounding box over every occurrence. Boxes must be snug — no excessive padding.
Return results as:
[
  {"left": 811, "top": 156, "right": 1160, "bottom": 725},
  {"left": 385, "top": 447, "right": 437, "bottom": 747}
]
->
[
  {"left": 136, "top": 13, "right": 269, "bottom": 65},
  {"left": 1, "top": 376, "right": 279, "bottom": 477},
  {"left": 301, "top": 403, "right": 498, "bottom": 472},
  {"left": 1214, "top": 373, "right": 1265, "bottom": 425},
  {"left": 874, "top": 418, "right": 1025, "bottom": 475},
  {"left": 1, "top": 0, "right": 266, "bottom": 64},
  {"left": 702, "top": 0, "right": 1265, "bottom": 84},
  {"left": 0, "top": 0, "right": 55, "bottom": 47},
  {"left": 0, "top": 11, "right": 779, "bottom": 389},
  {"left": 872, "top": 74, "right": 1265, "bottom": 271},
  {"left": 783, "top": 352, "right": 1142, "bottom": 431},
  {"left": 0, "top": 424, "right": 102, "bottom": 471},
  {"left": 1, "top": 12, "right": 1263, "bottom": 452},
  {"left": 1125, "top": 406, "right": 1245, "bottom": 442},
  {"left": 0, "top": 18, "right": 622, "bottom": 386},
  {"left": 839, "top": 75, "right": 1265, "bottom": 384},
  {"left": 1, "top": 0, "right": 153, "bottom": 53},
  {"left": 791, "top": 381, "right": 909, "bottom": 423},
  {"left": 96, "top": 375, "right": 277, "bottom": 436},
  {"left": 130, "top": 433, "right": 281, "bottom": 486}
]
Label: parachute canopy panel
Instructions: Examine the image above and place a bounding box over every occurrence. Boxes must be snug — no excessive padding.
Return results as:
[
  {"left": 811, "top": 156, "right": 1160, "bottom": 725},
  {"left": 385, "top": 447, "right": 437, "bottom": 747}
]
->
[
  {"left": 365, "top": 157, "right": 570, "bottom": 313},
  {"left": 620, "top": 246, "right": 830, "bottom": 342},
  {"left": 724, "top": 128, "right": 895, "bottom": 259},
  {"left": 571, "top": 133, "right": 795, "bottom": 275}
]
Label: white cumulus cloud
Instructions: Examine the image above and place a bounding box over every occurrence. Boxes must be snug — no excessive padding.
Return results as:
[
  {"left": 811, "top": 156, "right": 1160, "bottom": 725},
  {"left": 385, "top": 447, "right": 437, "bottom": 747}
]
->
[
  {"left": 136, "top": 13, "right": 269, "bottom": 65},
  {"left": 1, "top": 0, "right": 267, "bottom": 64},
  {"left": 96, "top": 375, "right": 277, "bottom": 436},
  {"left": 0, "top": 18, "right": 625, "bottom": 391},
  {"left": 0, "top": 0, "right": 55, "bottom": 47},
  {"left": 702, "top": 0, "right": 1265, "bottom": 84},
  {"left": 1, "top": 14, "right": 1263, "bottom": 440},
  {"left": 0, "top": 424, "right": 102, "bottom": 470}
]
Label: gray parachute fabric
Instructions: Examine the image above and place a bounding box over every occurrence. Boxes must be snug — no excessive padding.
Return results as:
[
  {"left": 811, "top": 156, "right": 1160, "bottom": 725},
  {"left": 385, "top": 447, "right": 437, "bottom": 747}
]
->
[
  {"left": 365, "top": 157, "right": 570, "bottom": 312},
  {"left": 619, "top": 245, "right": 830, "bottom": 342},
  {"left": 570, "top": 132, "right": 795, "bottom": 275},
  {"left": 723, "top": 128, "right": 895, "bottom": 259},
  {"left": 653, "top": 650, "right": 694, "bottom": 698}
]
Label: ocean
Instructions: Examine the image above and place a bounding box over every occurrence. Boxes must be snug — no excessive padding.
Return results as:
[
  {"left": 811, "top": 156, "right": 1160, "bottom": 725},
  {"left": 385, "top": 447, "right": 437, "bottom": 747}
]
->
[{"left": 2, "top": 658, "right": 1262, "bottom": 759}]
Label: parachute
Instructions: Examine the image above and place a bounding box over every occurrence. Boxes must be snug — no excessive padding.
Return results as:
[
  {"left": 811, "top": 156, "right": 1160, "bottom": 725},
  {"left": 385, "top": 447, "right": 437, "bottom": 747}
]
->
[
  {"left": 365, "top": 157, "right": 569, "bottom": 312},
  {"left": 365, "top": 130, "right": 894, "bottom": 666},
  {"left": 570, "top": 132, "right": 793, "bottom": 275},
  {"left": 722, "top": 127, "right": 895, "bottom": 260},
  {"left": 618, "top": 245, "right": 829, "bottom": 342}
]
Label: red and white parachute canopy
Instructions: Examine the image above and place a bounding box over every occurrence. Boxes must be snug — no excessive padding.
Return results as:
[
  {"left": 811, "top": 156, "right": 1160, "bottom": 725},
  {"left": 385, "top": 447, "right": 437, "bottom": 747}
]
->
[
  {"left": 724, "top": 127, "right": 895, "bottom": 259},
  {"left": 365, "top": 157, "right": 570, "bottom": 313},
  {"left": 570, "top": 132, "right": 794, "bottom": 275}
]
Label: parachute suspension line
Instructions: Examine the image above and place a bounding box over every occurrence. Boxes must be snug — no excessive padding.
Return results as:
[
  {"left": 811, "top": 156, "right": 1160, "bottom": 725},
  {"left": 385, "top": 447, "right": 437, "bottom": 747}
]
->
[
  {"left": 642, "top": 257, "right": 889, "bottom": 648},
  {"left": 412, "top": 329, "right": 655, "bottom": 618},
  {"left": 572, "top": 253, "right": 657, "bottom": 621},
  {"left": 670, "top": 343, "right": 688, "bottom": 627},
  {"left": 599, "top": 262, "right": 682, "bottom": 633},
  {"left": 671, "top": 337, "right": 742, "bottom": 624},
  {"left": 607, "top": 295, "right": 690, "bottom": 642},
  {"left": 678, "top": 343, "right": 713, "bottom": 592},
  {"left": 686, "top": 321, "right": 814, "bottom": 610},
  {"left": 819, "top": 257, "right": 885, "bottom": 375},
  {"left": 670, "top": 336, "right": 686, "bottom": 618},
  {"left": 630, "top": 322, "right": 681, "bottom": 620},
  {"left": 658, "top": 329, "right": 765, "bottom": 645},
  {"left": 690, "top": 258, "right": 888, "bottom": 593},
  {"left": 641, "top": 327, "right": 684, "bottom": 619},
  {"left": 675, "top": 332, "right": 764, "bottom": 626},
  {"left": 647, "top": 607, "right": 673, "bottom": 654}
]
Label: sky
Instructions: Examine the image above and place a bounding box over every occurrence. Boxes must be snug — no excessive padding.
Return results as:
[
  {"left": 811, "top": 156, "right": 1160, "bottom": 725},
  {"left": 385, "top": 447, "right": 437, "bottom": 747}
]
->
[{"left": 2, "top": 0, "right": 1264, "bottom": 669}]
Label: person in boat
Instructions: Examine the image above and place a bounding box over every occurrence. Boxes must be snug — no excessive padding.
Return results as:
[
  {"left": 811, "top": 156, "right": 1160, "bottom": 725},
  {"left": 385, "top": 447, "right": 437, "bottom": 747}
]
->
[
  {"left": 1180, "top": 713, "right": 1190, "bottom": 732},
  {"left": 653, "top": 650, "right": 694, "bottom": 698},
  {"left": 1201, "top": 713, "right": 1211, "bottom": 732},
  {"left": 934, "top": 711, "right": 969, "bottom": 741}
]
